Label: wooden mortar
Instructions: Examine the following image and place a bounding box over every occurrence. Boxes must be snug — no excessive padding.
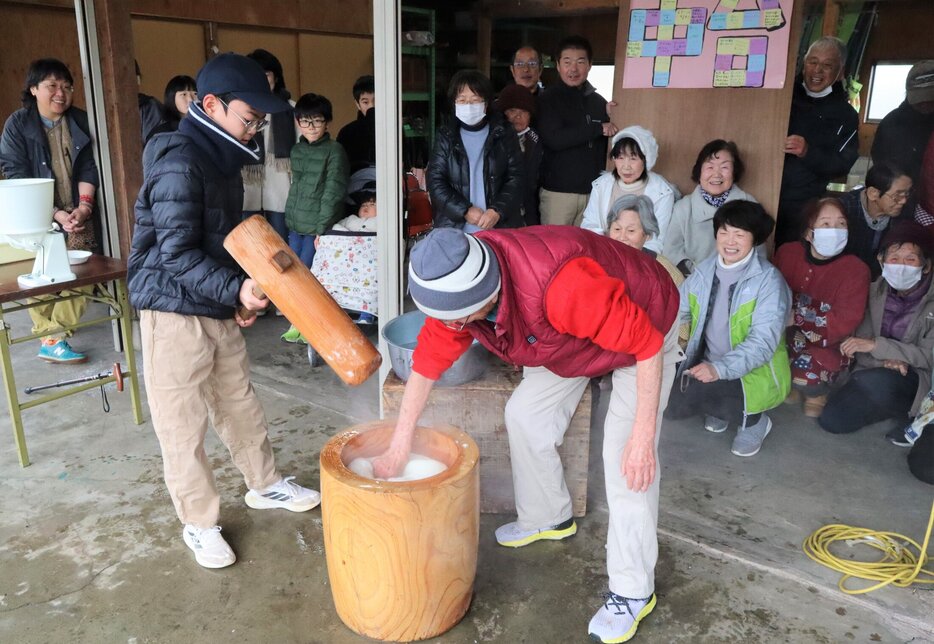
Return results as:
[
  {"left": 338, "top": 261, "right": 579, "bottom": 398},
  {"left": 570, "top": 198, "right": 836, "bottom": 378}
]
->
[{"left": 320, "top": 420, "right": 480, "bottom": 641}]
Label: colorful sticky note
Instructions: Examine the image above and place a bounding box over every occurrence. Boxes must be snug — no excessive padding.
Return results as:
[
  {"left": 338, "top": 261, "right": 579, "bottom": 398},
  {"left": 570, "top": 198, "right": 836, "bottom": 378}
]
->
[
  {"left": 764, "top": 8, "right": 785, "bottom": 29},
  {"left": 686, "top": 24, "right": 704, "bottom": 55},
  {"left": 654, "top": 56, "right": 672, "bottom": 73},
  {"left": 717, "top": 38, "right": 736, "bottom": 55},
  {"left": 657, "top": 24, "right": 674, "bottom": 40},
  {"left": 749, "top": 37, "right": 768, "bottom": 55},
  {"left": 715, "top": 54, "right": 733, "bottom": 71},
  {"left": 660, "top": 0, "right": 676, "bottom": 9},
  {"left": 743, "top": 10, "right": 762, "bottom": 28},
  {"left": 719, "top": 0, "right": 739, "bottom": 8},
  {"left": 726, "top": 12, "right": 744, "bottom": 29},
  {"left": 660, "top": 10, "right": 676, "bottom": 26},
  {"left": 641, "top": 41, "right": 657, "bottom": 57},
  {"left": 645, "top": 10, "right": 660, "bottom": 27},
  {"left": 748, "top": 54, "right": 766, "bottom": 72},
  {"left": 760, "top": 0, "right": 781, "bottom": 9},
  {"left": 629, "top": 10, "right": 647, "bottom": 42},
  {"left": 691, "top": 8, "right": 707, "bottom": 24},
  {"left": 746, "top": 71, "right": 764, "bottom": 87},
  {"left": 656, "top": 40, "right": 674, "bottom": 57},
  {"left": 626, "top": 41, "right": 643, "bottom": 57},
  {"left": 708, "top": 14, "right": 728, "bottom": 30},
  {"left": 734, "top": 39, "right": 750, "bottom": 55},
  {"left": 653, "top": 72, "right": 670, "bottom": 87},
  {"left": 672, "top": 39, "right": 687, "bottom": 55},
  {"left": 730, "top": 70, "right": 747, "bottom": 87},
  {"left": 713, "top": 71, "right": 731, "bottom": 87},
  {"left": 675, "top": 9, "right": 692, "bottom": 25}
]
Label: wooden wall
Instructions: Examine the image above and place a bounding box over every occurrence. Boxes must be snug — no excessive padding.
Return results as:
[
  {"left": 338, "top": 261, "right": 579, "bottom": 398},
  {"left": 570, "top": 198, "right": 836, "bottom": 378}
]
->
[
  {"left": 856, "top": 0, "right": 934, "bottom": 156},
  {"left": 0, "top": 2, "right": 85, "bottom": 126},
  {"left": 612, "top": 1, "right": 804, "bottom": 221}
]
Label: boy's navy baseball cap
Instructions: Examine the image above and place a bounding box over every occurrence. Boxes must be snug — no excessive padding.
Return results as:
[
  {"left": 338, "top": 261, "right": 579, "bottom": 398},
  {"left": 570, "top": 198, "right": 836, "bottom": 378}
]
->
[{"left": 196, "top": 53, "right": 290, "bottom": 113}]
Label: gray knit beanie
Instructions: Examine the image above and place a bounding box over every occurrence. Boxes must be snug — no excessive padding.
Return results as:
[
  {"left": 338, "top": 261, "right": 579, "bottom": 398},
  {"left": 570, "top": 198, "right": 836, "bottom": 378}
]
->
[{"left": 408, "top": 229, "right": 501, "bottom": 319}]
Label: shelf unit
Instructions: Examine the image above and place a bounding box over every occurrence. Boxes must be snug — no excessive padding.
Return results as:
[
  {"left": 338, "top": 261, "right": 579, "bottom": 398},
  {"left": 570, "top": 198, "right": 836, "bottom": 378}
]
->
[{"left": 401, "top": 5, "right": 436, "bottom": 167}]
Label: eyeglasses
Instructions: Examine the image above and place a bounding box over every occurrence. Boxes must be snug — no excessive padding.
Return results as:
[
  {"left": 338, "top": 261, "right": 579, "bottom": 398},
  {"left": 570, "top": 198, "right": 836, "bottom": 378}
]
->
[
  {"left": 297, "top": 117, "right": 327, "bottom": 128},
  {"left": 883, "top": 189, "right": 912, "bottom": 202},
  {"left": 441, "top": 318, "right": 468, "bottom": 332},
  {"left": 218, "top": 98, "right": 268, "bottom": 132},
  {"left": 512, "top": 61, "right": 540, "bottom": 69},
  {"left": 39, "top": 82, "right": 74, "bottom": 94},
  {"left": 454, "top": 96, "right": 485, "bottom": 105}
]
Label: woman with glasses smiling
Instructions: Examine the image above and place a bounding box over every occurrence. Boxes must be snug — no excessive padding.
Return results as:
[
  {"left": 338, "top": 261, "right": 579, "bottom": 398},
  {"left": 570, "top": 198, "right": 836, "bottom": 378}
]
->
[
  {"left": 0, "top": 58, "right": 99, "bottom": 364},
  {"left": 837, "top": 161, "right": 914, "bottom": 280}
]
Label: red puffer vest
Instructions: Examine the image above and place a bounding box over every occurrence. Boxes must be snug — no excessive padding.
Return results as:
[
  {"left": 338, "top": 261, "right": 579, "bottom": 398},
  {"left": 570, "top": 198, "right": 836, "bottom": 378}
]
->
[{"left": 472, "top": 226, "right": 679, "bottom": 377}]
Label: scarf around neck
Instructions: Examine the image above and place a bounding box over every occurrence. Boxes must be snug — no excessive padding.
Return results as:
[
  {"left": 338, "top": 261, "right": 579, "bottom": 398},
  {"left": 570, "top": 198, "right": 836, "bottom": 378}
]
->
[{"left": 701, "top": 187, "right": 731, "bottom": 208}]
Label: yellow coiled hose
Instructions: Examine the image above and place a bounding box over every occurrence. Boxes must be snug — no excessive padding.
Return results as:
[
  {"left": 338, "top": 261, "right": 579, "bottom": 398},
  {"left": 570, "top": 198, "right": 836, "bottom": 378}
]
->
[{"left": 803, "top": 500, "right": 934, "bottom": 594}]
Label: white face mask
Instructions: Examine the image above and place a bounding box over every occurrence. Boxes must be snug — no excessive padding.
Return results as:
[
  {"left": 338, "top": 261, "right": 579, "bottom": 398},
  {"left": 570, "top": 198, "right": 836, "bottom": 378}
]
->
[
  {"left": 811, "top": 228, "right": 848, "bottom": 258},
  {"left": 882, "top": 263, "right": 924, "bottom": 291},
  {"left": 455, "top": 103, "right": 486, "bottom": 126}
]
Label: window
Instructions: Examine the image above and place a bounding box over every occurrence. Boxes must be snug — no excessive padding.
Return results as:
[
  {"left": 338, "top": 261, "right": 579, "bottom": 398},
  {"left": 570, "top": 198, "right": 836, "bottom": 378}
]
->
[
  {"left": 588, "top": 65, "right": 616, "bottom": 104},
  {"left": 865, "top": 61, "right": 914, "bottom": 122}
]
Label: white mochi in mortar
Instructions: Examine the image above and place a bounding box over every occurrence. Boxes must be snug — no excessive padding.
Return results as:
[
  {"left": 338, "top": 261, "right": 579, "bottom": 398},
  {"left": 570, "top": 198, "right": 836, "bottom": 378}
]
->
[{"left": 348, "top": 453, "right": 448, "bottom": 482}]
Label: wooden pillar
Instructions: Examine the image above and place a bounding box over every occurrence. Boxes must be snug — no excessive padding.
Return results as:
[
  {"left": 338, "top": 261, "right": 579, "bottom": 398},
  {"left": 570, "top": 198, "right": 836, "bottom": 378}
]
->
[
  {"left": 477, "top": 11, "right": 492, "bottom": 77},
  {"left": 822, "top": 0, "right": 840, "bottom": 37},
  {"left": 92, "top": 0, "right": 141, "bottom": 258}
]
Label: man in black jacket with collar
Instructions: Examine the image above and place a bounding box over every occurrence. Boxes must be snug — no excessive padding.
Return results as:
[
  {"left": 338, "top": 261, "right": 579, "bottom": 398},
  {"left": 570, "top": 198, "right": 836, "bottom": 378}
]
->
[
  {"left": 537, "top": 35, "right": 619, "bottom": 227},
  {"left": 129, "top": 53, "right": 319, "bottom": 570},
  {"left": 777, "top": 36, "right": 859, "bottom": 247}
]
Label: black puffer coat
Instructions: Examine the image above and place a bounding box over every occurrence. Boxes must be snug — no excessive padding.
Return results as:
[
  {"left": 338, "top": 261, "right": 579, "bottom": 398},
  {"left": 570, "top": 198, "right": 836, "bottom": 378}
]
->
[
  {"left": 128, "top": 108, "right": 254, "bottom": 318},
  {"left": 427, "top": 113, "right": 524, "bottom": 229}
]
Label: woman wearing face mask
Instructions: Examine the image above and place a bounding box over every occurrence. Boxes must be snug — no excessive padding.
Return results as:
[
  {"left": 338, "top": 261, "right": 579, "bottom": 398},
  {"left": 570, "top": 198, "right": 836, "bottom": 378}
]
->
[
  {"left": 427, "top": 70, "right": 524, "bottom": 231},
  {"left": 819, "top": 221, "right": 934, "bottom": 437},
  {"left": 773, "top": 198, "right": 870, "bottom": 417},
  {"left": 581, "top": 125, "right": 675, "bottom": 254}
]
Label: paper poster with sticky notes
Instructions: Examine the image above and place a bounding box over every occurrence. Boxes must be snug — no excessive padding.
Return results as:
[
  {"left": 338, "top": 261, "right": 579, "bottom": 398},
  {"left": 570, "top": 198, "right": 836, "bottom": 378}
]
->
[{"left": 623, "top": 0, "right": 792, "bottom": 89}]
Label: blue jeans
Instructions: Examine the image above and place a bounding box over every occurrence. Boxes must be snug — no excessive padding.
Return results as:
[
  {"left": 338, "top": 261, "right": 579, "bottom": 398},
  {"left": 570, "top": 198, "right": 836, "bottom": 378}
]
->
[
  {"left": 819, "top": 367, "right": 919, "bottom": 434},
  {"left": 243, "top": 210, "right": 288, "bottom": 242},
  {"left": 288, "top": 231, "right": 317, "bottom": 268}
]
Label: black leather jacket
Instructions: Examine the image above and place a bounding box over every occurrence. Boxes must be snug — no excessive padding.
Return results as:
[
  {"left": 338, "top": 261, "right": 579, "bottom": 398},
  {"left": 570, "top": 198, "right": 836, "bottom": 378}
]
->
[{"left": 427, "top": 113, "right": 525, "bottom": 229}]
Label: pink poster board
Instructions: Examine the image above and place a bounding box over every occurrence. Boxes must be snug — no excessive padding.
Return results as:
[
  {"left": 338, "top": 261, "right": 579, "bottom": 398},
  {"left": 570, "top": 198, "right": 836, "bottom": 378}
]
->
[{"left": 622, "top": 0, "right": 793, "bottom": 89}]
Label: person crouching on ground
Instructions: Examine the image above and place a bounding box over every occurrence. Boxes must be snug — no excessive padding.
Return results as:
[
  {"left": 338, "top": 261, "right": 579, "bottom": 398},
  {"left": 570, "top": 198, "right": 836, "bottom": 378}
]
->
[
  {"left": 372, "top": 226, "right": 682, "bottom": 643},
  {"left": 665, "top": 201, "right": 791, "bottom": 457},
  {"left": 128, "top": 53, "right": 320, "bottom": 570}
]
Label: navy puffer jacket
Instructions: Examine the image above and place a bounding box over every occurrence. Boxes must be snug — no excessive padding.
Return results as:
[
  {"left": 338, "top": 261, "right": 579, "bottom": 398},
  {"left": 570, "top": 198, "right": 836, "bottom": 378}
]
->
[{"left": 128, "top": 107, "right": 254, "bottom": 318}]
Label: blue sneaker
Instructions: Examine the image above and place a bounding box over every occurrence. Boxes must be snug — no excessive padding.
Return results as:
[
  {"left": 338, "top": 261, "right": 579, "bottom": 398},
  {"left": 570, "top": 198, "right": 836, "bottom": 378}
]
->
[{"left": 38, "top": 339, "right": 88, "bottom": 364}]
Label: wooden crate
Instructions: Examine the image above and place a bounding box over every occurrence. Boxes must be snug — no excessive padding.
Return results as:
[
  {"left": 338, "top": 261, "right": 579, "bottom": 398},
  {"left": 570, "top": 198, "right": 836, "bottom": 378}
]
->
[{"left": 382, "top": 360, "right": 591, "bottom": 517}]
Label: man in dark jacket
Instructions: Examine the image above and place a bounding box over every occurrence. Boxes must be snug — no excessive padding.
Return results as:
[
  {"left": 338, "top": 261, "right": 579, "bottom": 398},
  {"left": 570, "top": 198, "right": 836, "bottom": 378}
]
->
[
  {"left": 128, "top": 53, "right": 320, "bottom": 571},
  {"left": 336, "top": 74, "right": 376, "bottom": 173},
  {"left": 777, "top": 37, "right": 859, "bottom": 246},
  {"left": 537, "top": 35, "right": 619, "bottom": 227},
  {"left": 871, "top": 60, "right": 934, "bottom": 182}
]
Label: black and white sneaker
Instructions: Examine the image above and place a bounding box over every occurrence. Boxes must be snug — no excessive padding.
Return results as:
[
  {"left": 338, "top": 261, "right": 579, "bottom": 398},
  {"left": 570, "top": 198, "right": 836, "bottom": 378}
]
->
[
  {"left": 244, "top": 476, "right": 321, "bottom": 512},
  {"left": 885, "top": 425, "right": 913, "bottom": 447}
]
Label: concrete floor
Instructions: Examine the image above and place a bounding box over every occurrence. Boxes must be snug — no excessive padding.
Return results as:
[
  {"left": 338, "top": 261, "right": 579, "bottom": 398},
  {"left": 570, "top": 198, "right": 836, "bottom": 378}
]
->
[{"left": 1, "top": 303, "right": 932, "bottom": 644}]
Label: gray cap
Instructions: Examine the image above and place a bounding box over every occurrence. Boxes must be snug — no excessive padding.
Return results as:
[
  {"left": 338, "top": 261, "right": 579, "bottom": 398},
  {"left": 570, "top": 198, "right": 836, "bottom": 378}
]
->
[{"left": 408, "top": 229, "right": 501, "bottom": 319}]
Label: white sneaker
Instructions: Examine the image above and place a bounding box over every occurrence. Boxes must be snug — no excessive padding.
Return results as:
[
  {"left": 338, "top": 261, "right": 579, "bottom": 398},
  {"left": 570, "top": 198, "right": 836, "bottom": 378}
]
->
[
  {"left": 588, "top": 592, "right": 656, "bottom": 643},
  {"left": 182, "top": 525, "right": 236, "bottom": 569},
  {"left": 494, "top": 517, "right": 577, "bottom": 548},
  {"left": 244, "top": 476, "right": 321, "bottom": 512}
]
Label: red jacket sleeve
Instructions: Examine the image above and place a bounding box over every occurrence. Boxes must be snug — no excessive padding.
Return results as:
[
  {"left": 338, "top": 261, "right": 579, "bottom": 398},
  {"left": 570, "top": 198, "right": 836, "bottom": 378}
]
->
[
  {"left": 544, "top": 257, "right": 664, "bottom": 360},
  {"left": 411, "top": 316, "right": 474, "bottom": 380}
]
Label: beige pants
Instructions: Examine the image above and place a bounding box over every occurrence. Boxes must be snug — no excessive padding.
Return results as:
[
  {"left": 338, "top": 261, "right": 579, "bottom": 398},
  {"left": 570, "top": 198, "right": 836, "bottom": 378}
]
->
[
  {"left": 28, "top": 286, "right": 93, "bottom": 340},
  {"left": 539, "top": 189, "right": 589, "bottom": 227},
  {"left": 503, "top": 321, "right": 681, "bottom": 597},
  {"left": 141, "top": 310, "right": 279, "bottom": 529}
]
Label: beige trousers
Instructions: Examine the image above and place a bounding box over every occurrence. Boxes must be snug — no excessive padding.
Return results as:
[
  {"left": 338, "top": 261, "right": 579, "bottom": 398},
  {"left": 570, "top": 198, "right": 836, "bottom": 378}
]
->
[
  {"left": 539, "top": 189, "right": 589, "bottom": 227},
  {"left": 140, "top": 310, "right": 279, "bottom": 529},
  {"left": 503, "top": 321, "right": 681, "bottom": 597}
]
